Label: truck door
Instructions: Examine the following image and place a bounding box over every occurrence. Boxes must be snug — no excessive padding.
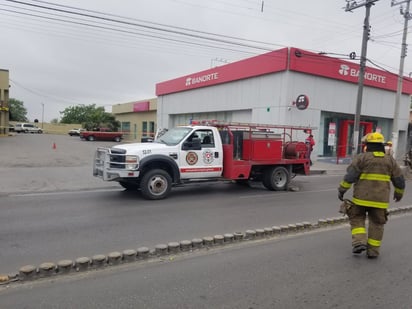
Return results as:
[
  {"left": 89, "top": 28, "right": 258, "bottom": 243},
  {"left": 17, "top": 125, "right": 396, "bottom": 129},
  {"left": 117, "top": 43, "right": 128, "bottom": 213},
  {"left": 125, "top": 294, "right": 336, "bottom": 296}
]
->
[{"left": 179, "top": 129, "right": 223, "bottom": 179}]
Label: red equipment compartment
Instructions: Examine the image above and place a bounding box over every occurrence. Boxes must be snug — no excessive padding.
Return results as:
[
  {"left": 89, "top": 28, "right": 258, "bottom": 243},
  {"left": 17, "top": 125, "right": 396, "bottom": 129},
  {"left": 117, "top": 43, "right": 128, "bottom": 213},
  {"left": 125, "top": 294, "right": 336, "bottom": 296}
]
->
[
  {"left": 243, "top": 139, "right": 282, "bottom": 160},
  {"left": 284, "top": 141, "right": 307, "bottom": 159},
  {"left": 242, "top": 131, "right": 282, "bottom": 161},
  {"left": 222, "top": 144, "right": 251, "bottom": 179}
]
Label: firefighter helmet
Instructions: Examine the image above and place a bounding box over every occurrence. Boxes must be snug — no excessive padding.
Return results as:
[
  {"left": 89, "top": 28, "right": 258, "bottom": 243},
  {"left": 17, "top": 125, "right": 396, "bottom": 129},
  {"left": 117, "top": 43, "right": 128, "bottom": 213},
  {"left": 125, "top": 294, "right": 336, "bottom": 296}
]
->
[{"left": 366, "top": 132, "right": 385, "bottom": 143}]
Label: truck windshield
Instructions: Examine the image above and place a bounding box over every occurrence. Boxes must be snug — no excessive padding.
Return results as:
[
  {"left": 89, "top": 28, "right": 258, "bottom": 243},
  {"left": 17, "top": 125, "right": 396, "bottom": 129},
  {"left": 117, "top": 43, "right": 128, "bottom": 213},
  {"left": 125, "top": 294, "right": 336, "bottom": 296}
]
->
[{"left": 157, "top": 127, "right": 192, "bottom": 146}]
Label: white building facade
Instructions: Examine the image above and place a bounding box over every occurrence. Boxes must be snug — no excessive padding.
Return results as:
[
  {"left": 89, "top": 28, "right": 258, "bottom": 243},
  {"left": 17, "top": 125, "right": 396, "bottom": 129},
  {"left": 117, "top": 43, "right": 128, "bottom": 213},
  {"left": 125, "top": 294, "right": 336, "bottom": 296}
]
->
[{"left": 156, "top": 47, "right": 412, "bottom": 160}]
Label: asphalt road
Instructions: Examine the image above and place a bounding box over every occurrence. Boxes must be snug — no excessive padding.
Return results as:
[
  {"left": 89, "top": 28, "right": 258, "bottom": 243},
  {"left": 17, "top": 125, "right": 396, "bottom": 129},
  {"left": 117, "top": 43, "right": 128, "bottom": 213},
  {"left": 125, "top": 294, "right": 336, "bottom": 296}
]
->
[
  {"left": 1, "top": 214, "right": 412, "bottom": 309},
  {"left": 0, "top": 176, "right": 350, "bottom": 275},
  {"left": 1, "top": 134, "right": 412, "bottom": 309}
]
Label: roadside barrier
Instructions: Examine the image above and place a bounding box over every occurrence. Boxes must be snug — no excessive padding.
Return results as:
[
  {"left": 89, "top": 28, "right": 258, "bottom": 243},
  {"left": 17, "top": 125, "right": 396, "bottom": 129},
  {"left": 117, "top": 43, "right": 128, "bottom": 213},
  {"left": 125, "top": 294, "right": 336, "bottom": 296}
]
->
[{"left": 2, "top": 205, "right": 412, "bottom": 285}]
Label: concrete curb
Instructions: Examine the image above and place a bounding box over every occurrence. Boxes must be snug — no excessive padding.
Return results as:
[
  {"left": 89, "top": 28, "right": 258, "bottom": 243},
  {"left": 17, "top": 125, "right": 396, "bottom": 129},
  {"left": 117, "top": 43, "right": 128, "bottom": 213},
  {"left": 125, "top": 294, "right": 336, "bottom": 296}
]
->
[{"left": 2, "top": 205, "right": 412, "bottom": 285}]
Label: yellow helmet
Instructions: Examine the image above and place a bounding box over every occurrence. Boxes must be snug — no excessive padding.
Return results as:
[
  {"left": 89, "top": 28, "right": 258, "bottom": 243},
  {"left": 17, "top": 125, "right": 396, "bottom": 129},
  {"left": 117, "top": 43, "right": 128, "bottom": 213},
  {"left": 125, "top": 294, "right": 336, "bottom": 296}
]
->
[
  {"left": 366, "top": 132, "right": 385, "bottom": 143},
  {"left": 387, "top": 141, "right": 392, "bottom": 145}
]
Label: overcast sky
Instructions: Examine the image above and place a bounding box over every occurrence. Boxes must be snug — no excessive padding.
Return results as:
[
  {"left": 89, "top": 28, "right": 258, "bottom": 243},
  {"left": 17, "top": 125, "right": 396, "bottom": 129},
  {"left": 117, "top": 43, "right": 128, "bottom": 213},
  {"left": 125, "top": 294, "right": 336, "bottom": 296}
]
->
[{"left": 0, "top": 0, "right": 410, "bottom": 122}]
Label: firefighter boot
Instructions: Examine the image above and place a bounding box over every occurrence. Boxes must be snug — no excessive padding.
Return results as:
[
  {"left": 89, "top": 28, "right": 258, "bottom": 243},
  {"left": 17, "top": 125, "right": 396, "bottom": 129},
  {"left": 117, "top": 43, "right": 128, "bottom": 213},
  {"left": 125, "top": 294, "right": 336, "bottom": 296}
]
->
[
  {"left": 367, "top": 244, "right": 380, "bottom": 259},
  {"left": 348, "top": 205, "right": 367, "bottom": 255},
  {"left": 352, "top": 244, "right": 367, "bottom": 254},
  {"left": 366, "top": 208, "right": 386, "bottom": 259}
]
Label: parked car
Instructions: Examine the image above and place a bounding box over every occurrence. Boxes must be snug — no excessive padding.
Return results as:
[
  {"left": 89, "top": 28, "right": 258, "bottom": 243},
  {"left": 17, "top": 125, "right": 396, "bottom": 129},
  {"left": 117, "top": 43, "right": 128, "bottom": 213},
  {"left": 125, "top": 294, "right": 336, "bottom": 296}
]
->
[
  {"left": 68, "top": 128, "right": 84, "bottom": 136},
  {"left": 14, "top": 123, "right": 43, "bottom": 133},
  {"left": 141, "top": 136, "right": 154, "bottom": 143},
  {"left": 80, "top": 129, "right": 123, "bottom": 142}
]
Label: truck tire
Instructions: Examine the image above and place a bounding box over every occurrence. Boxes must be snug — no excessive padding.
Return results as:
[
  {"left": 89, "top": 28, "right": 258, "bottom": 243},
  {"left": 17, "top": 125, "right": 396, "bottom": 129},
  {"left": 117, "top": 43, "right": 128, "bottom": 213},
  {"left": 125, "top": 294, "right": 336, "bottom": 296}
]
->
[
  {"left": 140, "top": 169, "right": 172, "bottom": 200},
  {"left": 263, "top": 166, "right": 289, "bottom": 191},
  {"left": 87, "top": 135, "right": 95, "bottom": 141},
  {"left": 114, "top": 136, "right": 121, "bottom": 142}
]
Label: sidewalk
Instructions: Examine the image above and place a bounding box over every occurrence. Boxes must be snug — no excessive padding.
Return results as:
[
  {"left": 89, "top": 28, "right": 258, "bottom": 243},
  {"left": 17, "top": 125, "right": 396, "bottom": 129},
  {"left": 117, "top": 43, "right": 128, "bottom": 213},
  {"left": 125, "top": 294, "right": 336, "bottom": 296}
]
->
[
  {"left": 310, "top": 158, "right": 350, "bottom": 176},
  {"left": 311, "top": 157, "right": 411, "bottom": 179}
]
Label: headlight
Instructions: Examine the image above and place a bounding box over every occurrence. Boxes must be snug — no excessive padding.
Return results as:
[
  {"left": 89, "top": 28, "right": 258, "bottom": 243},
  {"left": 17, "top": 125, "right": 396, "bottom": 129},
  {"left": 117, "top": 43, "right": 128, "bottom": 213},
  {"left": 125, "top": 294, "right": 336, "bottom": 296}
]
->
[{"left": 125, "top": 155, "right": 139, "bottom": 170}]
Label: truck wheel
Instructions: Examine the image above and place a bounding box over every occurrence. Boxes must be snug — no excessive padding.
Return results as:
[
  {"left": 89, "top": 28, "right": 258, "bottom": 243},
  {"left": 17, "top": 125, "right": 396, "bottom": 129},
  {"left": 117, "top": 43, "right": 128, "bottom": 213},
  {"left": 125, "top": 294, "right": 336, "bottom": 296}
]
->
[
  {"left": 87, "top": 135, "right": 95, "bottom": 141},
  {"left": 140, "top": 169, "right": 172, "bottom": 200},
  {"left": 114, "top": 136, "right": 121, "bottom": 142},
  {"left": 119, "top": 181, "right": 139, "bottom": 190},
  {"left": 263, "top": 166, "right": 289, "bottom": 191}
]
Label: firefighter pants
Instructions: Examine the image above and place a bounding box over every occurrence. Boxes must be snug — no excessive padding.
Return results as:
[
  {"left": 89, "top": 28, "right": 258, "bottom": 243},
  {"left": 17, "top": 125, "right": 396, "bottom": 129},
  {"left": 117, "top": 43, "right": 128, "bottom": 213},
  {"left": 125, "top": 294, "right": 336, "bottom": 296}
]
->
[{"left": 347, "top": 205, "right": 388, "bottom": 256}]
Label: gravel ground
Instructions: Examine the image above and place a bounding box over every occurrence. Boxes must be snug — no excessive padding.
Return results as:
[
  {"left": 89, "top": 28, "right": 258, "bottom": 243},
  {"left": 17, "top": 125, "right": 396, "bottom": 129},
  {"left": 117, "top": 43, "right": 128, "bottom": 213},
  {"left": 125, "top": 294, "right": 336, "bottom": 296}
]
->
[{"left": 0, "top": 133, "right": 123, "bottom": 194}]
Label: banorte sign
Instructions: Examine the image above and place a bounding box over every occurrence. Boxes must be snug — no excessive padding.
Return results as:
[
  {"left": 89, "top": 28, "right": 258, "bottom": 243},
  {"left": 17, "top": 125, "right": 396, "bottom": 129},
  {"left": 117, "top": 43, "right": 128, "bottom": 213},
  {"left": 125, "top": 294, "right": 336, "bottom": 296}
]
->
[
  {"left": 185, "top": 72, "right": 219, "bottom": 86},
  {"left": 287, "top": 47, "right": 408, "bottom": 93},
  {"left": 338, "top": 64, "right": 386, "bottom": 84}
]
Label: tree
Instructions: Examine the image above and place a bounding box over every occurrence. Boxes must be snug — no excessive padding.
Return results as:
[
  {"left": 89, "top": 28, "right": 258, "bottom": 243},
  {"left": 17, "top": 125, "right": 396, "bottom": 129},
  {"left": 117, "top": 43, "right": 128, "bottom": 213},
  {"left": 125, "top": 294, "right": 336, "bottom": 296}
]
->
[
  {"left": 60, "top": 104, "right": 120, "bottom": 131},
  {"left": 9, "top": 98, "right": 28, "bottom": 122}
]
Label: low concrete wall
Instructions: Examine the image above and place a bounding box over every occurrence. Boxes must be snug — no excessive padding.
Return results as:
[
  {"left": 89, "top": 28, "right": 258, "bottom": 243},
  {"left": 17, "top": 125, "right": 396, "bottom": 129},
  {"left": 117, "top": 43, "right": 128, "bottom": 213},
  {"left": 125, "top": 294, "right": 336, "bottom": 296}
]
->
[{"left": 10, "top": 122, "right": 82, "bottom": 135}]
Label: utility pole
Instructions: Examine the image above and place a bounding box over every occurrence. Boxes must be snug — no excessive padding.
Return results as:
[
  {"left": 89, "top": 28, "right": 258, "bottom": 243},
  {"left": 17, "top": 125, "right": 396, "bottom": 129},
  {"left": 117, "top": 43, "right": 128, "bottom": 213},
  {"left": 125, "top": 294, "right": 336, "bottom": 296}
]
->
[
  {"left": 391, "top": 0, "right": 411, "bottom": 159},
  {"left": 41, "top": 102, "right": 44, "bottom": 129},
  {"left": 345, "top": 0, "right": 379, "bottom": 155}
]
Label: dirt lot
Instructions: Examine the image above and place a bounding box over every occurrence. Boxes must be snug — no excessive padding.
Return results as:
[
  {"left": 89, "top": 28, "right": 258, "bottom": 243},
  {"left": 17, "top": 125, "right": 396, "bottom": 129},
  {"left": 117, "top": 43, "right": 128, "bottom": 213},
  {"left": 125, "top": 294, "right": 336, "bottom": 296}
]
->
[{"left": 0, "top": 133, "right": 124, "bottom": 194}]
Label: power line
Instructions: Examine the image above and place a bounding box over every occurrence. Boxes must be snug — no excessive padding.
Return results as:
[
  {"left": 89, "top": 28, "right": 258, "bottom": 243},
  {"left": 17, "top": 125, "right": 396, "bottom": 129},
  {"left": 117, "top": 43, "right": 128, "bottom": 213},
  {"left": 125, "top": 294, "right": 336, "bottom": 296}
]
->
[{"left": 4, "top": 0, "right": 280, "bottom": 51}]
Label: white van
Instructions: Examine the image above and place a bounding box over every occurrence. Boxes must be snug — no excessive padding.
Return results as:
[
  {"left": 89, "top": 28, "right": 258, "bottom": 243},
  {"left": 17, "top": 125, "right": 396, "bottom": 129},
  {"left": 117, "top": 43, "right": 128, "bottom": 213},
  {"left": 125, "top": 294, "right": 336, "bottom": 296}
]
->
[{"left": 14, "top": 123, "right": 43, "bottom": 134}]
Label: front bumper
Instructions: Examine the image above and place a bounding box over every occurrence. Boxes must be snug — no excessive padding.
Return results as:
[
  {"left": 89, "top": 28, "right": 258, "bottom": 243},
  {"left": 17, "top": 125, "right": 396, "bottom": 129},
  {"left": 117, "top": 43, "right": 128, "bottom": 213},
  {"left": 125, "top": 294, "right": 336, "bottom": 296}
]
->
[{"left": 93, "top": 147, "right": 140, "bottom": 181}]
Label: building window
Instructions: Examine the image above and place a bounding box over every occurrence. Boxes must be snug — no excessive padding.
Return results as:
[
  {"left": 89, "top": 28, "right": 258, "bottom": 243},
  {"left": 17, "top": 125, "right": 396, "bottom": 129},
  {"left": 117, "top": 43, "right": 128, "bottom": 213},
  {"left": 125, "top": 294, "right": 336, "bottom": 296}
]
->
[
  {"left": 121, "top": 122, "right": 130, "bottom": 132},
  {"left": 142, "top": 121, "right": 147, "bottom": 135},
  {"left": 149, "top": 121, "right": 155, "bottom": 136}
]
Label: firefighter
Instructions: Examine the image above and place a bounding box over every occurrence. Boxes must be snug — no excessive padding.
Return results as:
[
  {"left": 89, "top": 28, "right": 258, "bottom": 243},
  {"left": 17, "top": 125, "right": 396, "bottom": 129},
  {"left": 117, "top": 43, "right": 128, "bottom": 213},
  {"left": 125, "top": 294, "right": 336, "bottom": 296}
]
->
[
  {"left": 305, "top": 134, "right": 315, "bottom": 165},
  {"left": 360, "top": 133, "right": 370, "bottom": 152},
  {"left": 338, "top": 132, "right": 405, "bottom": 259},
  {"left": 385, "top": 141, "right": 393, "bottom": 156}
]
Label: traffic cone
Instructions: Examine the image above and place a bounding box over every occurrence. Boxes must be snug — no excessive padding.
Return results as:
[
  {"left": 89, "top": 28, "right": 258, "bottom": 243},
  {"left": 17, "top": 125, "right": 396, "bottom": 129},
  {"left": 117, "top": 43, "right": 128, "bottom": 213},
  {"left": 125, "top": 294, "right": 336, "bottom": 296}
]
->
[{"left": 52, "top": 142, "right": 56, "bottom": 150}]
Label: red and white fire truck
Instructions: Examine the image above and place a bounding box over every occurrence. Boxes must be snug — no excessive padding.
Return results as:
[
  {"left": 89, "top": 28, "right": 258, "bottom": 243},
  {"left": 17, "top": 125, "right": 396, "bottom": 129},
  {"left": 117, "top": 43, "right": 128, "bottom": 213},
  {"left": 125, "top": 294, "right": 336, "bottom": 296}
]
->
[{"left": 93, "top": 120, "right": 314, "bottom": 200}]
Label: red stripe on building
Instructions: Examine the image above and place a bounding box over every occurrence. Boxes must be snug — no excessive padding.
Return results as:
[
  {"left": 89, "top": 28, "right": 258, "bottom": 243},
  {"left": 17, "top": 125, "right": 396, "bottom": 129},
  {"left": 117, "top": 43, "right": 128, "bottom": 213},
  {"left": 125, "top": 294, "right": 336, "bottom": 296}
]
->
[
  {"left": 156, "top": 47, "right": 412, "bottom": 95},
  {"left": 156, "top": 48, "right": 289, "bottom": 95},
  {"left": 133, "top": 101, "right": 150, "bottom": 112}
]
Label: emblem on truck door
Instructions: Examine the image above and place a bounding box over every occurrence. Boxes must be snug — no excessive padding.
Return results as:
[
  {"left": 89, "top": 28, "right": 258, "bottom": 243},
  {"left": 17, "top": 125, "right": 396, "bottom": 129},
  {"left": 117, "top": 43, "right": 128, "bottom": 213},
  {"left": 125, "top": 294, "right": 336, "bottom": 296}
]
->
[
  {"left": 186, "top": 152, "right": 198, "bottom": 165},
  {"left": 202, "top": 150, "right": 214, "bottom": 164}
]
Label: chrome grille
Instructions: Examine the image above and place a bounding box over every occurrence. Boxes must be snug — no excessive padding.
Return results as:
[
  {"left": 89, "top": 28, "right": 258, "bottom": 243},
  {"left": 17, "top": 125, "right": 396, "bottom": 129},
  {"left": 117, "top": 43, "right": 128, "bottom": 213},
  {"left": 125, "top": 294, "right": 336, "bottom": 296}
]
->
[{"left": 109, "top": 148, "right": 126, "bottom": 169}]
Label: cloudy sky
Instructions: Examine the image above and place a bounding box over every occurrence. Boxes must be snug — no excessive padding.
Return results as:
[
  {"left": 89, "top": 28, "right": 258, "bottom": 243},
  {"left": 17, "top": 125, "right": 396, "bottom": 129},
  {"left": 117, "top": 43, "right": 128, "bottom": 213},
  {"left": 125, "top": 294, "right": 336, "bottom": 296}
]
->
[{"left": 0, "top": 0, "right": 410, "bottom": 122}]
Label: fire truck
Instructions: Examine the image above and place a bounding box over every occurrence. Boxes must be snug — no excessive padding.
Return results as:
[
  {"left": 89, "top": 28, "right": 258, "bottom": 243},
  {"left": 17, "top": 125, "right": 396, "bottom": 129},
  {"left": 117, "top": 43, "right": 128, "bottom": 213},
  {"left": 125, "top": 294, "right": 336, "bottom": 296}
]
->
[{"left": 93, "top": 120, "right": 314, "bottom": 200}]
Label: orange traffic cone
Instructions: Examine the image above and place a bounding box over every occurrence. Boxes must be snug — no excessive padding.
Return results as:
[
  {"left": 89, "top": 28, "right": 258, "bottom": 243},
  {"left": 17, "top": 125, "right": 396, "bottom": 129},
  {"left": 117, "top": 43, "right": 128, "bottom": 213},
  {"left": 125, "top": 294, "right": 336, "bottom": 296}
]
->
[{"left": 52, "top": 142, "right": 56, "bottom": 150}]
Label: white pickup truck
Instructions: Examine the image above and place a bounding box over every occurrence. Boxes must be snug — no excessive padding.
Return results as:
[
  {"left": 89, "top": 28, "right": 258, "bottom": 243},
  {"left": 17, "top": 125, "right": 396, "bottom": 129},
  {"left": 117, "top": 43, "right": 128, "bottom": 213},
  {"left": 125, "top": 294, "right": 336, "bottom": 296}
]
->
[{"left": 93, "top": 120, "right": 312, "bottom": 200}]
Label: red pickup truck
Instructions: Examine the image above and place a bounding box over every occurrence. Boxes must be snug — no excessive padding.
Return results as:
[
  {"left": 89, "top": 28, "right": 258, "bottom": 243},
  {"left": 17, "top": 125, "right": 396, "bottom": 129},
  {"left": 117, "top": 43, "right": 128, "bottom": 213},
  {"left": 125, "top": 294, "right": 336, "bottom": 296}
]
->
[{"left": 80, "top": 129, "right": 123, "bottom": 142}]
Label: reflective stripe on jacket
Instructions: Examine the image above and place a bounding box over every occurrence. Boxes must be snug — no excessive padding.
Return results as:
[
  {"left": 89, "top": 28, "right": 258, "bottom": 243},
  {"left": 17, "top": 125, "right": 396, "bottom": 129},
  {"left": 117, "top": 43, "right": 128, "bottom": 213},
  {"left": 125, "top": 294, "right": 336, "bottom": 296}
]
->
[{"left": 339, "top": 151, "right": 405, "bottom": 209}]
